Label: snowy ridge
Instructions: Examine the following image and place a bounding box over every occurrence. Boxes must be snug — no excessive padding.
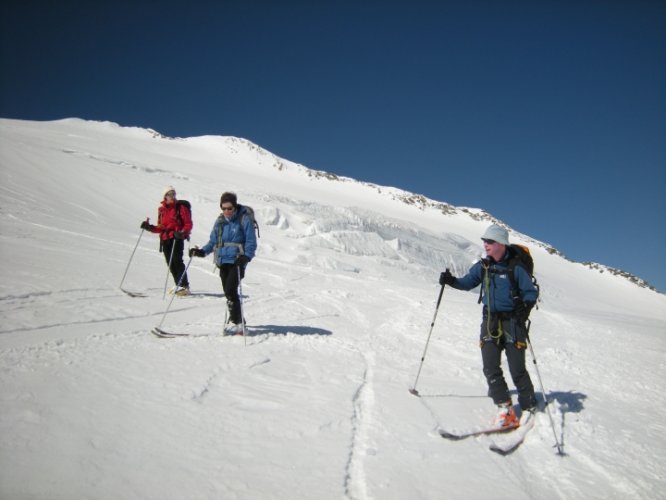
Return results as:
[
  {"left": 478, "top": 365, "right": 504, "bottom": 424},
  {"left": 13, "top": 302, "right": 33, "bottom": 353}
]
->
[
  {"left": 1, "top": 118, "right": 665, "bottom": 500},
  {"left": 55, "top": 118, "right": 660, "bottom": 290}
]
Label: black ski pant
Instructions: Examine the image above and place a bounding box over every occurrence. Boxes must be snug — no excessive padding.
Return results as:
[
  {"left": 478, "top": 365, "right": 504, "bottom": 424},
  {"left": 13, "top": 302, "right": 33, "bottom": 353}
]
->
[
  {"left": 220, "top": 263, "right": 245, "bottom": 324},
  {"left": 161, "top": 238, "right": 189, "bottom": 288},
  {"left": 479, "top": 313, "right": 536, "bottom": 410}
]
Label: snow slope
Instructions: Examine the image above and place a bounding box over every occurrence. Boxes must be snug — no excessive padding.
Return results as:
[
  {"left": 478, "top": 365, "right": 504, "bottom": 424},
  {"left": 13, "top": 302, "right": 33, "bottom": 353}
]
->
[{"left": 1, "top": 118, "right": 664, "bottom": 500}]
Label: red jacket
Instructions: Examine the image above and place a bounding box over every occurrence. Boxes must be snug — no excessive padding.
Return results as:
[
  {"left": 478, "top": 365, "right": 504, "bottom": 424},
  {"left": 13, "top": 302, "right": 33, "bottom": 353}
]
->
[{"left": 151, "top": 200, "right": 193, "bottom": 240}]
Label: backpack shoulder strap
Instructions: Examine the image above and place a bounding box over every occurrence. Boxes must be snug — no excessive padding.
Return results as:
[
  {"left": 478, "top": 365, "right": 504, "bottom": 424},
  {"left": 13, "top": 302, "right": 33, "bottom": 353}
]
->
[
  {"left": 505, "top": 246, "right": 522, "bottom": 300},
  {"left": 215, "top": 214, "right": 226, "bottom": 242},
  {"left": 478, "top": 258, "right": 490, "bottom": 304}
]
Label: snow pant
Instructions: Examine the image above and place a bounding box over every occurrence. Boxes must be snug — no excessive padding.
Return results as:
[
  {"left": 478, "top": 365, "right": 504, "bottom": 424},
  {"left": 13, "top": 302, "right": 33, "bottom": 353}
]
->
[
  {"left": 479, "top": 311, "right": 536, "bottom": 410},
  {"left": 161, "top": 238, "right": 189, "bottom": 288},
  {"left": 220, "top": 263, "right": 245, "bottom": 324}
]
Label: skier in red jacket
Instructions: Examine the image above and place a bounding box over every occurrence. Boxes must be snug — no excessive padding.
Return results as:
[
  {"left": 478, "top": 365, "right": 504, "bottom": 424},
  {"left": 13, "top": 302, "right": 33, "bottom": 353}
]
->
[{"left": 141, "top": 186, "right": 192, "bottom": 295}]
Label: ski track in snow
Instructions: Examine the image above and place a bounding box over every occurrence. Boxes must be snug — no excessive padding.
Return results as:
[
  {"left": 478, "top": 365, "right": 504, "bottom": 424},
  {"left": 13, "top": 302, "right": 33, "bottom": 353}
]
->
[
  {"left": 0, "top": 286, "right": 209, "bottom": 337},
  {"left": 343, "top": 350, "right": 374, "bottom": 500}
]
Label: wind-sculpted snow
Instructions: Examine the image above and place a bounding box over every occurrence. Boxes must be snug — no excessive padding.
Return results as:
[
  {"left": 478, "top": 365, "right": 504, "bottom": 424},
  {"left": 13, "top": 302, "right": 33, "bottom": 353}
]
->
[
  {"left": 0, "top": 118, "right": 665, "bottom": 500},
  {"left": 259, "top": 199, "right": 478, "bottom": 277}
]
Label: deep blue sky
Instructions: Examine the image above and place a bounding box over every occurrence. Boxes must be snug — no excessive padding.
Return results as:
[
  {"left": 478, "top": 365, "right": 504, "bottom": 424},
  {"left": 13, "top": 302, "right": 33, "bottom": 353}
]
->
[{"left": 2, "top": 0, "right": 665, "bottom": 292}]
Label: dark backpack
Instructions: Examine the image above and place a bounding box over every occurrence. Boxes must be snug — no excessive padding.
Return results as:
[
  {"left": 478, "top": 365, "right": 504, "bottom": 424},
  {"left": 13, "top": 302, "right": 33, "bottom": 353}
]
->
[
  {"left": 508, "top": 244, "right": 534, "bottom": 278},
  {"left": 174, "top": 200, "right": 191, "bottom": 226},
  {"left": 175, "top": 200, "right": 192, "bottom": 240},
  {"left": 479, "top": 244, "right": 539, "bottom": 304},
  {"left": 238, "top": 204, "right": 260, "bottom": 238}
]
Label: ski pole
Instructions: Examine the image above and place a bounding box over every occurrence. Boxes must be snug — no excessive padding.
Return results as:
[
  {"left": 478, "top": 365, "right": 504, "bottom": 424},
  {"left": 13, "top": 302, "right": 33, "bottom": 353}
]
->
[
  {"left": 163, "top": 239, "right": 176, "bottom": 299},
  {"left": 237, "top": 264, "right": 247, "bottom": 346},
  {"left": 526, "top": 320, "right": 565, "bottom": 455},
  {"left": 119, "top": 224, "right": 146, "bottom": 290},
  {"left": 409, "top": 279, "right": 447, "bottom": 396},
  {"left": 156, "top": 255, "right": 193, "bottom": 330}
]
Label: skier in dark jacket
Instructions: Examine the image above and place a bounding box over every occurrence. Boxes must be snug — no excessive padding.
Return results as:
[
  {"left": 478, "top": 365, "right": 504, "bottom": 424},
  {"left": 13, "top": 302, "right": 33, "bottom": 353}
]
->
[
  {"left": 439, "top": 224, "right": 538, "bottom": 428},
  {"left": 189, "top": 192, "right": 257, "bottom": 334},
  {"left": 140, "top": 186, "right": 192, "bottom": 296}
]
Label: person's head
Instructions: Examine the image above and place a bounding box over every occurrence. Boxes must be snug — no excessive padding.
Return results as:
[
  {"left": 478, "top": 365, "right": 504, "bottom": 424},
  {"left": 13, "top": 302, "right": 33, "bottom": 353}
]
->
[
  {"left": 481, "top": 224, "right": 509, "bottom": 261},
  {"left": 220, "top": 192, "right": 238, "bottom": 217},
  {"left": 163, "top": 186, "right": 177, "bottom": 202}
]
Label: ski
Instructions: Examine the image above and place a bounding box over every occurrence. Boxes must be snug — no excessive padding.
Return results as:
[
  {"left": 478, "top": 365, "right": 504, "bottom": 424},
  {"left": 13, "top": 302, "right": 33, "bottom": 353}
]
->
[
  {"left": 151, "top": 327, "right": 247, "bottom": 338},
  {"left": 438, "top": 421, "right": 520, "bottom": 440},
  {"left": 489, "top": 411, "right": 536, "bottom": 455},
  {"left": 151, "top": 327, "right": 188, "bottom": 338},
  {"left": 121, "top": 288, "right": 147, "bottom": 298}
]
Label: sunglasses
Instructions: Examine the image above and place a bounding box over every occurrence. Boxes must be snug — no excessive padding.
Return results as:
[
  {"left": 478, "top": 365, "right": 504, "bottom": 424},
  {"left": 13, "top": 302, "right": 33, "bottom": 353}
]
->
[
  {"left": 482, "top": 238, "right": 497, "bottom": 245},
  {"left": 165, "top": 191, "right": 176, "bottom": 197},
  {"left": 221, "top": 205, "right": 235, "bottom": 212}
]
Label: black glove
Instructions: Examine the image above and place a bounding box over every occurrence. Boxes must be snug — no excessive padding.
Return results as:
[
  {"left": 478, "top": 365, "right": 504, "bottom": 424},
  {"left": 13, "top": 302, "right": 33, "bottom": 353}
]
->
[
  {"left": 514, "top": 301, "right": 535, "bottom": 323},
  {"left": 439, "top": 269, "right": 455, "bottom": 286},
  {"left": 140, "top": 221, "right": 154, "bottom": 231},
  {"left": 174, "top": 231, "right": 187, "bottom": 240},
  {"left": 189, "top": 248, "right": 206, "bottom": 258},
  {"left": 236, "top": 254, "right": 250, "bottom": 266}
]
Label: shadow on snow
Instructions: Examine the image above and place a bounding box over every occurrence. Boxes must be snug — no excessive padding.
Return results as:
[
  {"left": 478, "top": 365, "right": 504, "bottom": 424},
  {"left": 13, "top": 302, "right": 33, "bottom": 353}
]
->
[{"left": 249, "top": 324, "right": 332, "bottom": 337}]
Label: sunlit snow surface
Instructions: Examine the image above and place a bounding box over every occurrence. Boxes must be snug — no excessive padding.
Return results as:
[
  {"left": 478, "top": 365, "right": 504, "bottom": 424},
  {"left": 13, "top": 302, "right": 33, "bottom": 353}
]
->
[{"left": 1, "top": 119, "right": 664, "bottom": 500}]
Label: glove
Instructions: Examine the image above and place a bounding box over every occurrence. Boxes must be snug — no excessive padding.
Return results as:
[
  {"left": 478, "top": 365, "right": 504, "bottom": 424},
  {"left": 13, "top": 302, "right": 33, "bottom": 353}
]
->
[
  {"left": 514, "top": 301, "right": 535, "bottom": 323},
  {"left": 174, "top": 231, "right": 187, "bottom": 240},
  {"left": 439, "top": 269, "right": 455, "bottom": 286},
  {"left": 189, "top": 248, "right": 206, "bottom": 258},
  {"left": 236, "top": 254, "right": 251, "bottom": 266},
  {"left": 140, "top": 221, "right": 154, "bottom": 231}
]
